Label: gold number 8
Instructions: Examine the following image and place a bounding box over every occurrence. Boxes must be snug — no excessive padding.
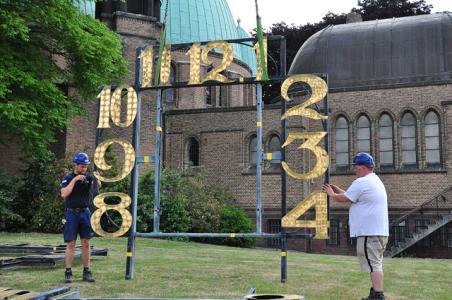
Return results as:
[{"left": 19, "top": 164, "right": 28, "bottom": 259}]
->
[{"left": 90, "top": 192, "right": 132, "bottom": 237}]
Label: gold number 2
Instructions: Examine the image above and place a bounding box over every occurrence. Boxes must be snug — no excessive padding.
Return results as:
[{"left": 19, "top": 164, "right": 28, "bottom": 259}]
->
[
  {"left": 281, "top": 74, "right": 328, "bottom": 121},
  {"left": 281, "top": 191, "right": 329, "bottom": 239},
  {"left": 90, "top": 192, "right": 132, "bottom": 237},
  {"left": 202, "top": 41, "right": 233, "bottom": 83}
]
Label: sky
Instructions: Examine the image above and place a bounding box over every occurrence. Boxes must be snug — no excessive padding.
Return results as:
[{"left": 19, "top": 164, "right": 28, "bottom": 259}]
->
[{"left": 227, "top": 0, "right": 451, "bottom": 32}]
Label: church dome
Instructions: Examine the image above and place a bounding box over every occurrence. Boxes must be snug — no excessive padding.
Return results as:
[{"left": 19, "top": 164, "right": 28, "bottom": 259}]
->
[
  {"left": 161, "top": 0, "right": 256, "bottom": 74},
  {"left": 289, "top": 12, "right": 452, "bottom": 91}
]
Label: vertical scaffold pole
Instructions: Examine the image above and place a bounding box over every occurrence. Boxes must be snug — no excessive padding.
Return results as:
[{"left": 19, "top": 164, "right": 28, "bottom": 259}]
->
[
  {"left": 256, "top": 83, "right": 263, "bottom": 234},
  {"left": 280, "top": 37, "right": 287, "bottom": 283},
  {"left": 153, "top": 88, "right": 163, "bottom": 233},
  {"left": 126, "top": 47, "right": 144, "bottom": 280},
  {"left": 324, "top": 75, "right": 330, "bottom": 220}
]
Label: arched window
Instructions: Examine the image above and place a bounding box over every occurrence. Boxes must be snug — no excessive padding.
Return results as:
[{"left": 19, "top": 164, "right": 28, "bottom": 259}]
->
[
  {"left": 335, "top": 116, "right": 349, "bottom": 167},
  {"left": 186, "top": 138, "right": 199, "bottom": 167},
  {"left": 162, "top": 63, "right": 175, "bottom": 103},
  {"left": 379, "top": 114, "right": 394, "bottom": 167},
  {"left": 401, "top": 112, "right": 417, "bottom": 166},
  {"left": 424, "top": 111, "right": 441, "bottom": 166},
  {"left": 356, "top": 115, "right": 371, "bottom": 154},
  {"left": 249, "top": 135, "right": 257, "bottom": 167},
  {"left": 267, "top": 135, "right": 281, "bottom": 169}
]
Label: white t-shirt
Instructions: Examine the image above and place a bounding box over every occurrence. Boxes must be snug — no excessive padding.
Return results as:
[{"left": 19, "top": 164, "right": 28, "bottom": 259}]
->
[{"left": 344, "top": 173, "right": 389, "bottom": 237}]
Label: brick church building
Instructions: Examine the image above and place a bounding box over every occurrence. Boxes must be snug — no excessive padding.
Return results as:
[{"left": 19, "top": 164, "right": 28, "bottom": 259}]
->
[{"left": 3, "top": 0, "right": 452, "bottom": 258}]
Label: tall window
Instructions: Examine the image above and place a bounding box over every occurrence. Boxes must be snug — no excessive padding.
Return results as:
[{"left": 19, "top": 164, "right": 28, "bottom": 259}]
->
[
  {"left": 205, "top": 87, "right": 213, "bottom": 106},
  {"left": 335, "top": 116, "right": 349, "bottom": 167},
  {"left": 267, "top": 135, "right": 281, "bottom": 170},
  {"left": 379, "top": 114, "right": 394, "bottom": 167},
  {"left": 327, "top": 219, "right": 340, "bottom": 245},
  {"left": 219, "top": 85, "right": 228, "bottom": 107},
  {"left": 424, "top": 111, "right": 441, "bottom": 166},
  {"left": 356, "top": 115, "right": 371, "bottom": 153},
  {"left": 162, "top": 63, "right": 175, "bottom": 103},
  {"left": 187, "top": 138, "right": 199, "bottom": 167},
  {"left": 401, "top": 112, "right": 417, "bottom": 166},
  {"left": 267, "top": 219, "right": 281, "bottom": 247},
  {"left": 205, "top": 66, "right": 214, "bottom": 106},
  {"left": 249, "top": 135, "right": 257, "bottom": 167},
  {"left": 440, "top": 223, "right": 452, "bottom": 247},
  {"left": 415, "top": 219, "right": 431, "bottom": 247},
  {"left": 392, "top": 220, "right": 406, "bottom": 247}
]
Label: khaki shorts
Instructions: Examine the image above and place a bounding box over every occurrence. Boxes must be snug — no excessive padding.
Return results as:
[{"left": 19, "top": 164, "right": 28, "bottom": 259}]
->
[{"left": 356, "top": 236, "right": 388, "bottom": 272}]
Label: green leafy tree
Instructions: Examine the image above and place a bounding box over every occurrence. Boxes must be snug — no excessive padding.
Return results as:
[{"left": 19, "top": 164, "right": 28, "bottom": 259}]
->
[
  {"left": 0, "top": 0, "right": 129, "bottom": 160},
  {"left": 352, "top": 0, "right": 432, "bottom": 21}
]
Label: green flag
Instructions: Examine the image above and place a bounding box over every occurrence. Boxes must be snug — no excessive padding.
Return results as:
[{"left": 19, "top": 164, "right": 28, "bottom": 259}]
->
[
  {"left": 255, "top": 0, "right": 268, "bottom": 81},
  {"left": 154, "top": 0, "right": 169, "bottom": 87}
]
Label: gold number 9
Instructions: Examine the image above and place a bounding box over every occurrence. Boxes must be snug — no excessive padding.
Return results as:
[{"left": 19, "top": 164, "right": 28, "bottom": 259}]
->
[
  {"left": 93, "top": 139, "right": 135, "bottom": 182},
  {"left": 90, "top": 192, "right": 132, "bottom": 237}
]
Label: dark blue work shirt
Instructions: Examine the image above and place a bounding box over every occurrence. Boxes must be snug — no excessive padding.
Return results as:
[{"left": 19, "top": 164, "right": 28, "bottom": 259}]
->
[{"left": 61, "top": 173, "right": 95, "bottom": 209}]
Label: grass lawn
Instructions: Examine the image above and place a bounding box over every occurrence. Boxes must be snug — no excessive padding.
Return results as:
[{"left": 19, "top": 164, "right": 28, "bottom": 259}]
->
[{"left": 1, "top": 233, "right": 452, "bottom": 299}]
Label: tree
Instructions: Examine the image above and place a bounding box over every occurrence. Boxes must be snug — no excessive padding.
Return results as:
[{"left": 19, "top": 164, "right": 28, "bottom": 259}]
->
[
  {"left": 262, "top": 13, "right": 347, "bottom": 102},
  {"left": 0, "top": 0, "right": 129, "bottom": 160},
  {"left": 352, "top": 0, "right": 432, "bottom": 21}
]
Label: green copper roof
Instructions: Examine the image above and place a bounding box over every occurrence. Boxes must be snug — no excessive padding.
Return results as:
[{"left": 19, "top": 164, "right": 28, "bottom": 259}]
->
[
  {"left": 161, "top": 0, "right": 256, "bottom": 74},
  {"left": 72, "top": 0, "right": 95, "bottom": 17}
]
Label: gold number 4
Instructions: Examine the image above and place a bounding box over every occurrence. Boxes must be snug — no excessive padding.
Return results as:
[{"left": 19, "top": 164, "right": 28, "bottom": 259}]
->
[{"left": 281, "top": 191, "right": 329, "bottom": 239}]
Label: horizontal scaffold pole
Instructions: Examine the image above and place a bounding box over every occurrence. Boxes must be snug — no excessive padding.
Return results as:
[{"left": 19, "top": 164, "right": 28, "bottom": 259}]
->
[{"left": 135, "top": 232, "right": 312, "bottom": 238}]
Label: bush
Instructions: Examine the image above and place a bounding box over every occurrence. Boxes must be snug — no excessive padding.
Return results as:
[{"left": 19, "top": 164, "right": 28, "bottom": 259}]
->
[
  {"left": 218, "top": 204, "right": 255, "bottom": 247},
  {"left": 0, "top": 172, "right": 24, "bottom": 231},
  {"left": 13, "top": 157, "right": 70, "bottom": 232}
]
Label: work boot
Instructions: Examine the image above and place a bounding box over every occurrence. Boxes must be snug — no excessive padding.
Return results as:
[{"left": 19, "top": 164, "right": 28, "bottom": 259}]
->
[
  {"left": 64, "top": 270, "right": 73, "bottom": 283},
  {"left": 82, "top": 269, "right": 95, "bottom": 282},
  {"left": 361, "top": 288, "right": 375, "bottom": 300}
]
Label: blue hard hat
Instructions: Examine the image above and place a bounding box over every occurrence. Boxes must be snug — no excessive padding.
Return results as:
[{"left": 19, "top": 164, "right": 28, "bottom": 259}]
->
[
  {"left": 352, "top": 152, "right": 375, "bottom": 167},
  {"left": 73, "top": 152, "right": 91, "bottom": 165}
]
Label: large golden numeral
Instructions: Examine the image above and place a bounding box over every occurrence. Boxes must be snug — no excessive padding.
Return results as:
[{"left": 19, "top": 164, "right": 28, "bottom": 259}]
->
[
  {"left": 97, "top": 87, "right": 111, "bottom": 128},
  {"left": 139, "top": 47, "right": 154, "bottom": 88},
  {"left": 281, "top": 74, "right": 328, "bottom": 120},
  {"left": 186, "top": 42, "right": 201, "bottom": 85},
  {"left": 281, "top": 192, "right": 329, "bottom": 239},
  {"left": 110, "top": 86, "right": 138, "bottom": 128},
  {"left": 159, "top": 45, "right": 172, "bottom": 86},
  {"left": 90, "top": 192, "right": 132, "bottom": 237},
  {"left": 93, "top": 139, "right": 135, "bottom": 182},
  {"left": 281, "top": 132, "right": 328, "bottom": 180},
  {"left": 202, "top": 41, "right": 233, "bottom": 83},
  {"left": 253, "top": 37, "right": 267, "bottom": 81}
]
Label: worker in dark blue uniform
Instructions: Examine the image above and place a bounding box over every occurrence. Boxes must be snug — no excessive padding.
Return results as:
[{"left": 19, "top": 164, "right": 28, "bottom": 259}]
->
[{"left": 61, "top": 152, "right": 100, "bottom": 283}]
